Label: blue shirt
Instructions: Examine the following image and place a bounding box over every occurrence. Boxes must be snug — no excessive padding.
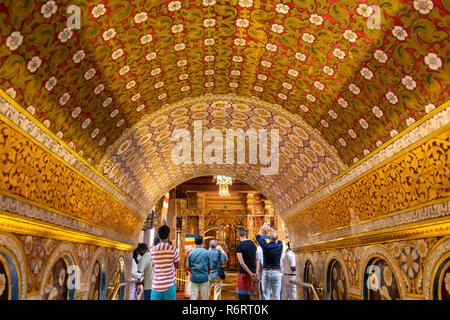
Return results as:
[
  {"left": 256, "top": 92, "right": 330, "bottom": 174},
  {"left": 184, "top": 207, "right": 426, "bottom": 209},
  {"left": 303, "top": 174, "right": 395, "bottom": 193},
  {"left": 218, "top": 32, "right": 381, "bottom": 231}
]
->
[
  {"left": 256, "top": 234, "right": 283, "bottom": 269},
  {"left": 187, "top": 246, "right": 212, "bottom": 284},
  {"left": 208, "top": 248, "right": 228, "bottom": 279}
]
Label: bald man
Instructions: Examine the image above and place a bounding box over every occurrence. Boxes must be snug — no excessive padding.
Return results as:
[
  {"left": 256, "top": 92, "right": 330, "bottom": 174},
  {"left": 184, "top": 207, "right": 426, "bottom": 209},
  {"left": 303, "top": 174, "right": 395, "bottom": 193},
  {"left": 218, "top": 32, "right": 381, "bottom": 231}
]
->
[{"left": 255, "top": 223, "right": 283, "bottom": 300}]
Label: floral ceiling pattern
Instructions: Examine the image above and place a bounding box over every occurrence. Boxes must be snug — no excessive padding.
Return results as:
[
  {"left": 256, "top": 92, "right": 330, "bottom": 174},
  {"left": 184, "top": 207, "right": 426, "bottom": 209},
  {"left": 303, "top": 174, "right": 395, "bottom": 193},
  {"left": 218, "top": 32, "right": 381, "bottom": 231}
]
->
[
  {"left": 0, "top": 0, "right": 448, "bottom": 198},
  {"left": 97, "top": 97, "right": 345, "bottom": 211}
]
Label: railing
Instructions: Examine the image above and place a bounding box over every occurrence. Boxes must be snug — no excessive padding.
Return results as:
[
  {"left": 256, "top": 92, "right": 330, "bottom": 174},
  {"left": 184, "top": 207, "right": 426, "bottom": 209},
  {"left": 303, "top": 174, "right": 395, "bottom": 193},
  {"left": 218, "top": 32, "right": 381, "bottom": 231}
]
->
[
  {"left": 108, "top": 277, "right": 139, "bottom": 300},
  {"left": 175, "top": 269, "right": 186, "bottom": 292},
  {"left": 289, "top": 280, "right": 322, "bottom": 300},
  {"left": 108, "top": 269, "right": 187, "bottom": 300}
]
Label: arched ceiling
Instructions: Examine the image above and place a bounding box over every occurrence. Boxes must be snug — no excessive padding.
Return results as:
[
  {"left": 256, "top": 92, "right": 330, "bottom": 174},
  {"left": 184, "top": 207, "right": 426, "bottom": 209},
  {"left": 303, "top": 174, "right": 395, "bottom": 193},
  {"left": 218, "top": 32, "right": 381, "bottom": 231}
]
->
[
  {"left": 96, "top": 97, "right": 345, "bottom": 211},
  {"left": 0, "top": 0, "right": 448, "bottom": 212}
]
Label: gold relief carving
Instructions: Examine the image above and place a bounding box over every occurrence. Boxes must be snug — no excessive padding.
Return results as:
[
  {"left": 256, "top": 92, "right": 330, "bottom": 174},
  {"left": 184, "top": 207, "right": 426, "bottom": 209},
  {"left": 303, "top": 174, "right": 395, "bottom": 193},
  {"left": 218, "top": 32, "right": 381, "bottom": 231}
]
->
[
  {"left": 293, "top": 215, "right": 450, "bottom": 253},
  {"left": 0, "top": 212, "right": 135, "bottom": 251},
  {"left": 0, "top": 119, "right": 144, "bottom": 238},
  {"left": 286, "top": 128, "right": 450, "bottom": 241}
]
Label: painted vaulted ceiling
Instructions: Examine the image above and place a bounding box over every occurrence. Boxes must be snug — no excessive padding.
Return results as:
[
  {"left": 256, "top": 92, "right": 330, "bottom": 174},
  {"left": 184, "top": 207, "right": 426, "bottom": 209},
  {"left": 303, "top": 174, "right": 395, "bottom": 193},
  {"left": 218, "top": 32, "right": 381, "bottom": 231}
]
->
[{"left": 0, "top": 0, "right": 448, "bottom": 211}]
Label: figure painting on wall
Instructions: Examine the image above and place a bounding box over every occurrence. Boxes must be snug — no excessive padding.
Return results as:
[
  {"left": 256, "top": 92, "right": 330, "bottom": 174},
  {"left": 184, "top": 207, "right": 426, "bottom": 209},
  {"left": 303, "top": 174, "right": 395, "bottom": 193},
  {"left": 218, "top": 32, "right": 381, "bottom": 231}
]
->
[
  {"left": 89, "top": 260, "right": 102, "bottom": 300},
  {"left": 328, "top": 260, "right": 347, "bottom": 300},
  {"left": 0, "top": 260, "right": 8, "bottom": 300},
  {"left": 366, "top": 259, "right": 401, "bottom": 300},
  {"left": 43, "top": 258, "right": 68, "bottom": 300}
]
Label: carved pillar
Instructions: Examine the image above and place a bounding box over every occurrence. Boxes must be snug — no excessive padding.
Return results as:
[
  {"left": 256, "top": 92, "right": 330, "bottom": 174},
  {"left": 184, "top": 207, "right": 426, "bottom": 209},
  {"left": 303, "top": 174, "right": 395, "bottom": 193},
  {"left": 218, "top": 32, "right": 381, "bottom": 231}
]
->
[
  {"left": 153, "top": 197, "right": 164, "bottom": 235},
  {"left": 246, "top": 194, "right": 255, "bottom": 240},
  {"left": 199, "top": 215, "right": 205, "bottom": 238},
  {"left": 167, "top": 189, "right": 177, "bottom": 244},
  {"left": 181, "top": 213, "right": 188, "bottom": 269}
]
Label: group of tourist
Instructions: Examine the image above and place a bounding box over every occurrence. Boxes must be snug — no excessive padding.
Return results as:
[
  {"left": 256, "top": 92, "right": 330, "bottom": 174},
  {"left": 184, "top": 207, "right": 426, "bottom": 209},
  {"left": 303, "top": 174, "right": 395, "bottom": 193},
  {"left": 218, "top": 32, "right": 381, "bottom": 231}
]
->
[
  {"left": 130, "top": 222, "right": 296, "bottom": 300},
  {"left": 234, "top": 222, "right": 297, "bottom": 300},
  {"left": 131, "top": 225, "right": 180, "bottom": 300}
]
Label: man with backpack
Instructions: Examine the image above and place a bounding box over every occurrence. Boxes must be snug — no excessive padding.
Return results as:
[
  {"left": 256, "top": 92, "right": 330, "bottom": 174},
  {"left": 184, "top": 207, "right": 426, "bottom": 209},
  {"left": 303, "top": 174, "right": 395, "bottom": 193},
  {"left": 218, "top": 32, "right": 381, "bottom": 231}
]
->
[{"left": 208, "top": 240, "right": 228, "bottom": 300}]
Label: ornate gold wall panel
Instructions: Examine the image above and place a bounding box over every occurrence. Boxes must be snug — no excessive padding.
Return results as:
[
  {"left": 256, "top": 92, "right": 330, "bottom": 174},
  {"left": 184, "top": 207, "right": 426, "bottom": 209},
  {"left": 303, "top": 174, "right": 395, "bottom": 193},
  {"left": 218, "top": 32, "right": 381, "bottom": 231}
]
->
[
  {"left": 286, "top": 126, "right": 450, "bottom": 244},
  {"left": 0, "top": 232, "right": 130, "bottom": 298},
  {"left": 0, "top": 116, "right": 144, "bottom": 238},
  {"left": 0, "top": 211, "right": 135, "bottom": 251}
]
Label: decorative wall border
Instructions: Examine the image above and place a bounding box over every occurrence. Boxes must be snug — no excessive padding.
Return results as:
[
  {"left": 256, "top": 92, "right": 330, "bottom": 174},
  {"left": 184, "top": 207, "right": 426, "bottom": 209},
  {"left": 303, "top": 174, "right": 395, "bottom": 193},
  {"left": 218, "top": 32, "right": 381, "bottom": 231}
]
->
[
  {"left": 282, "top": 102, "right": 450, "bottom": 219},
  {"left": 0, "top": 211, "right": 135, "bottom": 251},
  {"left": 0, "top": 233, "right": 26, "bottom": 300},
  {"left": 0, "top": 195, "right": 135, "bottom": 246},
  {"left": 293, "top": 212, "right": 450, "bottom": 253},
  {"left": 0, "top": 92, "right": 147, "bottom": 216},
  {"left": 293, "top": 201, "right": 450, "bottom": 250}
]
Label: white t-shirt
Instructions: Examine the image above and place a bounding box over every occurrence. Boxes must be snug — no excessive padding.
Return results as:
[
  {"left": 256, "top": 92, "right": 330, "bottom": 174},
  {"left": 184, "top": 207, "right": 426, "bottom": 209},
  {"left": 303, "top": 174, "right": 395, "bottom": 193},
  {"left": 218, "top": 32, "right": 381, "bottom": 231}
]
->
[
  {"left": 132, "top": 258, "right": 142, "bottom": 280},
  {"left": 257, "top": 246, "right": 264, "bottom": 266},
  {"left": 281, "top": 249, "right": 296, "bottom": 275}
]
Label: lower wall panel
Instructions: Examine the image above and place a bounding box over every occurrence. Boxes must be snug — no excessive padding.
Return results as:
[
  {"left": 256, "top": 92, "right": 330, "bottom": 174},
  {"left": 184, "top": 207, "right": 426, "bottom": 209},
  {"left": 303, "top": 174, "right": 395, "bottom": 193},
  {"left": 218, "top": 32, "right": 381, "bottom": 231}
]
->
[
  {"left": 295, "top": 235, "right": 450, "bottom": 300},
  {"left": 0, "top": 232, "right": 132, "bottom": 300}
]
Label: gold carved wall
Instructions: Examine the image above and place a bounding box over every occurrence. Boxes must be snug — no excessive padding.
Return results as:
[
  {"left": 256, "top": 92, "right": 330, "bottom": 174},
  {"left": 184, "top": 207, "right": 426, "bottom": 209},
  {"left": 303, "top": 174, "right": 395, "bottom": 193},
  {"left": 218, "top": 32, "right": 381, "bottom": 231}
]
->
[
  {"left": 285, "top": 126, "right": 450, "bottom": 243},
  {"left": 0, "top": 117, "right": 144, "bottom": 239}
]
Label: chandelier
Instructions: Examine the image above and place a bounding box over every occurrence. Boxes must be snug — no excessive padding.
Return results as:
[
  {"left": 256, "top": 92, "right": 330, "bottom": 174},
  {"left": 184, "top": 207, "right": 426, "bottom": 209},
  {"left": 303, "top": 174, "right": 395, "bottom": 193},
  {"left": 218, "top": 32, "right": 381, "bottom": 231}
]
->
[{"left": 213, "top": 175, "right": 234, "bottom": 197}]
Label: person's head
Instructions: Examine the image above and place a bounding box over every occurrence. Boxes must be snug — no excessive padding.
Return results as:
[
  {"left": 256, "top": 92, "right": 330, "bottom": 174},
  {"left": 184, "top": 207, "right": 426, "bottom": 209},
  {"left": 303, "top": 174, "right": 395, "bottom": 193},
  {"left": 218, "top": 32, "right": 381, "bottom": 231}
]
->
[
  {"left": 287, "top": 241, "right": 291, "bottom": 250},
  {"left": 195, "top": 235, "right": 203, "bottom": 246},
  {"left": 209, "top": 240, "right": 218, "bottom": 249},
  {"left": 133, "top": 247, "right": 141, "bottom": 264},
  {"left": 158, "top": 225, "right": 170, "bottom": 241},
  {"left": 153, "top": 234, "right": 160, "bottom": 246},
  {"left": 268, "top": 228, "right": 278, "bottom": 242},
  {"left": 237, "top": 227, "right": 247, "bottom": 240},
  {"left": 137, "top": 242, "right": 148, "bottom": 255}
]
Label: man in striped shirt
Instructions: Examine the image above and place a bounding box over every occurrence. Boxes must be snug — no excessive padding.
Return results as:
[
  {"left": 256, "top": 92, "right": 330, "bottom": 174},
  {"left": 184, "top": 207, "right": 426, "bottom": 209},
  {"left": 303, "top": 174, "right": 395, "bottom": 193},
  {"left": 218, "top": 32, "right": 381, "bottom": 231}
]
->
[{"left": 150, "top": 225, "right": 180, "bottom": 300}]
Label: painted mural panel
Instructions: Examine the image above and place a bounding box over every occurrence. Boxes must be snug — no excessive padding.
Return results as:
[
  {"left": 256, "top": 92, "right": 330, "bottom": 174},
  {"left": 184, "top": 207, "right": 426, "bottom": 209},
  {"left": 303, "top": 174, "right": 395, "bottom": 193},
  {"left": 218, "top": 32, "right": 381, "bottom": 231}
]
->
[
  {"left": 327, "top": 260, "right": 347, "bottom": 300},
  {"left": 43, "top": 258, "right": 68, "bottom": 300},
  {"left": 88, "top": 260, "right": 102, "bottom": 300},
  {"left": 440, "top": 265, "right": 450, "bottom": 300},
  {"left": 366, "top": 259, "right": 400, "bottom": 300},
  {"left": 304, "top": 261, "right": 315, "bottom": 300},
  {"left": 0, "top": 259, "right": 8, "bottom": 300}
]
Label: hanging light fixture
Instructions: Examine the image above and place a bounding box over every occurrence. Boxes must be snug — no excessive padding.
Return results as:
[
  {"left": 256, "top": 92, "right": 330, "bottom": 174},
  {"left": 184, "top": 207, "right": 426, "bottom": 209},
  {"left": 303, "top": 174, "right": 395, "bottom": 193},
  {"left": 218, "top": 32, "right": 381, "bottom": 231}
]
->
[{"left": 213, "top": 175, "right": 234, "bottom": 197}]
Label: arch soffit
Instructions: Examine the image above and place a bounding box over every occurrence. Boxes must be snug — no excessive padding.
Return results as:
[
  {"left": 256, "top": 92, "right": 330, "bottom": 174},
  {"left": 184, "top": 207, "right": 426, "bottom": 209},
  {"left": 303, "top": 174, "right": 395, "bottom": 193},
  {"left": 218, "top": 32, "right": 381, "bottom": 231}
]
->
[{"left": 97, "top": 95, "right": 346, "bottom": 212}]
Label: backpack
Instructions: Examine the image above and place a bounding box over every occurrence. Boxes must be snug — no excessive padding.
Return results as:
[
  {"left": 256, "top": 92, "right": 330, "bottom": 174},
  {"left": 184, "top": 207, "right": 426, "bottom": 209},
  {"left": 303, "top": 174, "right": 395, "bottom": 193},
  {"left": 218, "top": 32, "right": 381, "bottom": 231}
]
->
[{"left": 217, "top": 251, "right": 226, "bottom": 280}]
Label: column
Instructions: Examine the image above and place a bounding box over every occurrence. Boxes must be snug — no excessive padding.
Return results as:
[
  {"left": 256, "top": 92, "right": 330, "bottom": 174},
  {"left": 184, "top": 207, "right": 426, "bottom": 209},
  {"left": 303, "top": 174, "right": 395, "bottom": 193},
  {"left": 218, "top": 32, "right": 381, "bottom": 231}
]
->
[{"left": 167, "top": 189, "right": 177, "bottom": 244}]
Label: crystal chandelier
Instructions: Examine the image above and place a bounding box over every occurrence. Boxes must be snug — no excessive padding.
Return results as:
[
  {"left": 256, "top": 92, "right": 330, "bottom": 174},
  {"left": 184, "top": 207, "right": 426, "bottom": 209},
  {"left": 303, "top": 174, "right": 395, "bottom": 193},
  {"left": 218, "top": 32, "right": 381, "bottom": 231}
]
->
[{"left": 213, "top": 175, "right": 233, "bottom": 197}]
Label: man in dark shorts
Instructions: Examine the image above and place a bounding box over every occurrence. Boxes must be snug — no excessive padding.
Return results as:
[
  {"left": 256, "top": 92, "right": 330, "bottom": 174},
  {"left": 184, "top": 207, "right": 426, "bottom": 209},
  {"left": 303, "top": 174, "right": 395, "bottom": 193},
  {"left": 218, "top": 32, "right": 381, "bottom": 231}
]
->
[{"left": 236, "top": 227, "right": 259, "bottom": 300}]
